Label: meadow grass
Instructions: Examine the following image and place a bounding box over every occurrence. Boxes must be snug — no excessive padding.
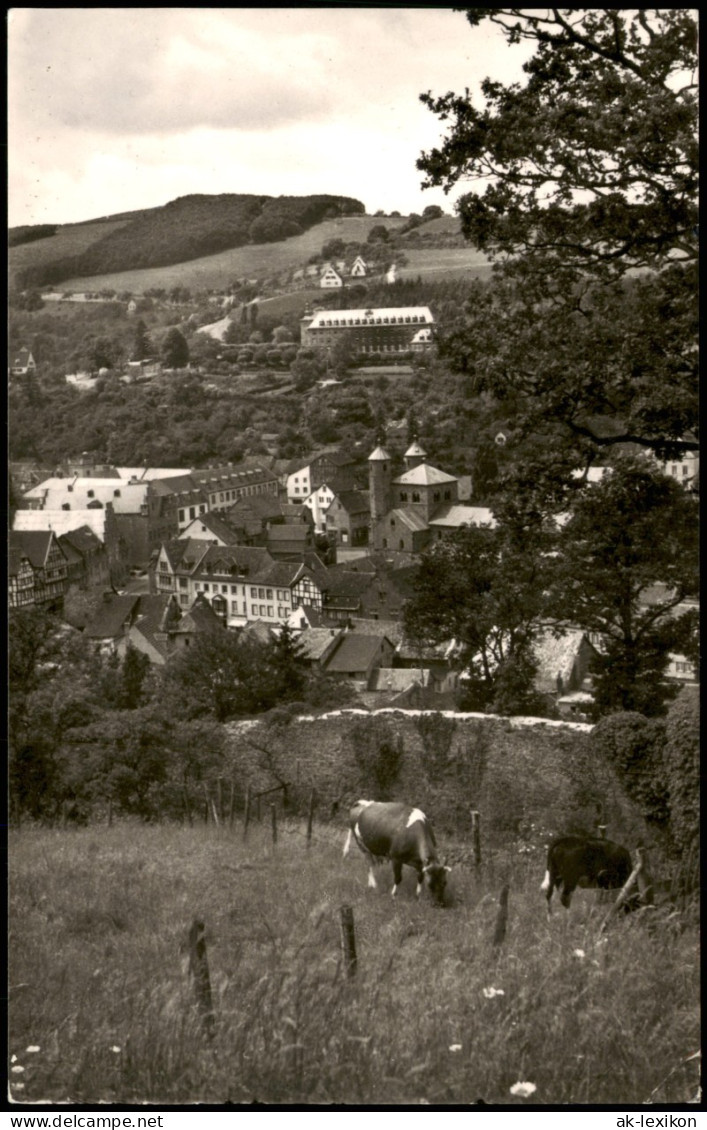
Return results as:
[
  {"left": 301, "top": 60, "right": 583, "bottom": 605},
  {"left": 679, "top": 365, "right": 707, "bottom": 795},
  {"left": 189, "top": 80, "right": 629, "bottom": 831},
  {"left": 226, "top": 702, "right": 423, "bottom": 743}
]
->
[
  {"left": 48, "top": 215, "right": 411, "bottom": 296},
  {"left": 9, "top": 821, "right": 699, "bottom": 1107}
]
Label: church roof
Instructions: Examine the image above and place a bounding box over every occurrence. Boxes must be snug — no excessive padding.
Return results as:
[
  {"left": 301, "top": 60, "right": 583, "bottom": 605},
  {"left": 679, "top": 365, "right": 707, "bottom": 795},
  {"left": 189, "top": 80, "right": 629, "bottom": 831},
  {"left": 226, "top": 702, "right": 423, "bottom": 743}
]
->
[
  {"left": 368, "top": 446, "right": 392, "bottom": 462},
  {"left": 394, "top": 463, "right": 457, "bottom": 486}
]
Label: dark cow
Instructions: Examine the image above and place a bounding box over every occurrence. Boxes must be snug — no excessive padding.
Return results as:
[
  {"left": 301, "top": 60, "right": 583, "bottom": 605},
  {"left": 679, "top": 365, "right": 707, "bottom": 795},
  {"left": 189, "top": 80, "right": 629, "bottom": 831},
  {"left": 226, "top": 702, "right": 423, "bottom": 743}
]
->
[
  {"left": 541, "top": 834, "right": 633, "bottom": 913},
  {"left": 343, "top": 799, "right": 450, "bottom": 905}
]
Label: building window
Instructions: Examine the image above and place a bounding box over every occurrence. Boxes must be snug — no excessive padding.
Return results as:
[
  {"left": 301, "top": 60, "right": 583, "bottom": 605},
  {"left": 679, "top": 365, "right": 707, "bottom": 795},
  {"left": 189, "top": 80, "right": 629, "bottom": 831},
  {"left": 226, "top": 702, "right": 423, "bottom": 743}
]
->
[
  {"left": 204, "top": 583, "right": 210, "bottom": 592},
  {"left": 179, "top": 577, "right": 187, "bottom": 590},
  {"left": 267, "top": 607, "right": 273, "bottom": 617},
  {"left": 412, "top": 492, "right": 420, "bottom": 503},
  {"left": 251, "top": 587, "right": 257, "bottom": 597},
  {"left": 180, "top": 594, "right": 189, "bottom": 606},
  {"left": 189, "top": 507, "right": 196, "bottom": 520}
]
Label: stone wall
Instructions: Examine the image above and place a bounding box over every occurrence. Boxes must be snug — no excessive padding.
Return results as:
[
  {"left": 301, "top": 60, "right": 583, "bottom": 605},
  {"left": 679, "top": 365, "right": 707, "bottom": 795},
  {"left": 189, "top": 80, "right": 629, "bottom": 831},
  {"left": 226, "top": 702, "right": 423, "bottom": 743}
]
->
[{"left": 224, "top": 708, "right": 647, "bottom": 848}]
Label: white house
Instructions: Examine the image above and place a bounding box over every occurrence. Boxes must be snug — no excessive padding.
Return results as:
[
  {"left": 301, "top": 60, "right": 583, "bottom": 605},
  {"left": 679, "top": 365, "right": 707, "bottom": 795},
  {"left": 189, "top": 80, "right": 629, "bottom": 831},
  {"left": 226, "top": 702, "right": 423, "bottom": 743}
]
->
[
  {"left": 303, "top": 483, "right": 336, "bottom": 533},
  {"left": 319, "top": 264, "right": 343, "bottom": 289},
  {"left": 350, "top": 256, "right": 367, "bottom": 277}
]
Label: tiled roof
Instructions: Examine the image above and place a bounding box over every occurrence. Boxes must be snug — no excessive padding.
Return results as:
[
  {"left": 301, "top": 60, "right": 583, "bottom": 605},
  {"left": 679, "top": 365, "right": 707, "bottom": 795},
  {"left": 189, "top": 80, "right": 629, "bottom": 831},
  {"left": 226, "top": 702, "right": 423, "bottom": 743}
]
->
[
  {"left": 184, "top": 512, "right": 240, "bottom": 543},
  {"left": 258, "top": 560, "right": 307, "bottom": 587},
  {"left": 9, "top": 529, "right": 54, "bottom": 568},
  {"left": 268, "top": 524, "right": 311, "bottom": 543},
  {"left": 59, "top": 524, "right": 104, "bottom": 554},
  {"left": 296, "top": 627, "right": 344, "bottom": 662},
  {"left": 324, "top": 634, "right": 389, "bottom": 673},
  {"left": 84, "top": 594, "right": 140, "bottom": 639},
  {"left": 349, "top": 618, "right": 404, "bottom": 645},
  {"left": 331, "top": 490, "right": 369, "bottom": 514}
]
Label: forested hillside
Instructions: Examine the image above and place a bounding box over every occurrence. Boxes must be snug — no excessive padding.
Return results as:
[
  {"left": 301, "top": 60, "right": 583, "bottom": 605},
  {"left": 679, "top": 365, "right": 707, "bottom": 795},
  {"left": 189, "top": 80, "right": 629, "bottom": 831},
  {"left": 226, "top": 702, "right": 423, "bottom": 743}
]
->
[{"left": 11, "top": 193, "right": 365, "bottom": 290}]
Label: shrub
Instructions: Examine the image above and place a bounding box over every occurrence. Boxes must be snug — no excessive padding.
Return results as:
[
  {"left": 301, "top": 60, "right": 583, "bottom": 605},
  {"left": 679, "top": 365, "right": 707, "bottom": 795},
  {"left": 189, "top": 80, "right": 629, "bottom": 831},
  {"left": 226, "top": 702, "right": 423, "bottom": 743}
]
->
[
  {"left": 662, "top": 687, "right": 699, "bottom": 864},
  {"left": 590, "top": 712, "right": 669, "bottom": 836}
]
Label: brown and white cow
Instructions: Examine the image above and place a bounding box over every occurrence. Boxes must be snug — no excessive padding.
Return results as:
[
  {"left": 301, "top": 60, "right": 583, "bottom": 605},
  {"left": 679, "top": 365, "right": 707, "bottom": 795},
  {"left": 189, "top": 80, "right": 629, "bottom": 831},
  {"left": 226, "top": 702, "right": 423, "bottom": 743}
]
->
[
  {"left": 343, "top": 799, "right": 450, "bottom": 905},
  {"left": 541, "top": 834, "right": 633, "bottom": 913}
]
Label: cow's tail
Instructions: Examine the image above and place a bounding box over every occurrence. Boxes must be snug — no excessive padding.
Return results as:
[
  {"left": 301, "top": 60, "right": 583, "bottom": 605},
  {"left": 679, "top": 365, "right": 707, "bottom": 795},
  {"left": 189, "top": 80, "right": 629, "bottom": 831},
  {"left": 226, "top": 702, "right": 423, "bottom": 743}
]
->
[{"left": 540, "top": 869, "right": 552, "bottom": 893}]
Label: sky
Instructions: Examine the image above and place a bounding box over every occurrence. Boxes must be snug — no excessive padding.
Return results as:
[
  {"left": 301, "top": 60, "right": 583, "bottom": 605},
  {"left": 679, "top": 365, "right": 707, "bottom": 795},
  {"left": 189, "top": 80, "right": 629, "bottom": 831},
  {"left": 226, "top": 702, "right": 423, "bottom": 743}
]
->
[{"left": 8, "top": 8, "right": 533, "bottom": 228}]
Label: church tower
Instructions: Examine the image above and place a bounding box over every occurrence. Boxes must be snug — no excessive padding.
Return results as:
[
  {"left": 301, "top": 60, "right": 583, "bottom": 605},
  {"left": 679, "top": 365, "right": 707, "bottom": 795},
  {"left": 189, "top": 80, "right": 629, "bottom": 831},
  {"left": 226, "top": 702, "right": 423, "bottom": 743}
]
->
[
  {"left": 368, "top": 443, "right": 393, "bottom": 525},
  {"left": 403, "top": 438, "right": 427, "bottom": 471}
]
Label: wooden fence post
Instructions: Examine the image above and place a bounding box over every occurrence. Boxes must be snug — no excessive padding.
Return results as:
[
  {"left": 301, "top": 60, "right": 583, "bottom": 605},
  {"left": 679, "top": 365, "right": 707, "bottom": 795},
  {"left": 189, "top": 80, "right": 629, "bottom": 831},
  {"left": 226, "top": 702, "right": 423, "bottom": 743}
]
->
[
  {"left": 183, "top": 785, "right": 193, "bottom": 827},
  {"left": 339, "top": 905, "right": 357, "bottom": 977},
  {"left": 306, "top": 789, "right": 316, "bottom": 848},
  {"left": 270, "top": 803, "right": 278, "bottom": 845},
  {"left": 228, "top": 780, "right": 236, "bottom": 829},
  {"left": 187, "top": 918, "right": 215, "bottom": 1038},
  {"left": 599, "top": 849, "right": 645, "bottom": 934},
  {"left": 470, "top": 809, "right": 482, "bottom": 867},
  {"left": 492, "top": 884, "right": 509, "bottom": 948},
  {"left": 596, "top": 824, "right": 607, "bottom": 839},
  {"left": 243, "top": 786, "right": 251, "bottom": 840},
  {"left": 636, "top": 845, "right": 655, "bottom": 907}
]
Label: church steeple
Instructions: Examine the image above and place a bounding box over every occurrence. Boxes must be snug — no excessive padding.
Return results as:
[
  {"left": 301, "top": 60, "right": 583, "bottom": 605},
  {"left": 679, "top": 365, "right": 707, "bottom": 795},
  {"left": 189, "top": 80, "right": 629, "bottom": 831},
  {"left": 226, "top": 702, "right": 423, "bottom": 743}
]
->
[{"left": 404, "top": 437, "right": 427, "bottom": 471}]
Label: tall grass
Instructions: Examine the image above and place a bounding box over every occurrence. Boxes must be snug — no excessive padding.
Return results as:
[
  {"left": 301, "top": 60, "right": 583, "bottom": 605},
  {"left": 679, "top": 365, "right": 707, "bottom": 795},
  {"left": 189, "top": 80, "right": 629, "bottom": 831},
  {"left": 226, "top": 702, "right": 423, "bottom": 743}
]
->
[{"left": 9, "top": 821, "right": 699, "bottom": 1106}]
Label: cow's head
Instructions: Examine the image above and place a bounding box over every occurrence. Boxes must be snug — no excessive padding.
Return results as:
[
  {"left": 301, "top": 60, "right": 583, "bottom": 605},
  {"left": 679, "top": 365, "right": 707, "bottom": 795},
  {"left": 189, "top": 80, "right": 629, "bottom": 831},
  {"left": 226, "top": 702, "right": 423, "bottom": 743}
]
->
[{"left": 423, "top": 861, "right": 451, "bottom": 905}]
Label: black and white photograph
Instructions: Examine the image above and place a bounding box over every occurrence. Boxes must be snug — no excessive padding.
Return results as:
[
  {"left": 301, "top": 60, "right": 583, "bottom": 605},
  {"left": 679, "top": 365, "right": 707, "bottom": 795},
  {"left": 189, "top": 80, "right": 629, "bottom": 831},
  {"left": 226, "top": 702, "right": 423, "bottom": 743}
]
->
[{"left": 7, "top": 7, "right": 699, "bottom": 1113}]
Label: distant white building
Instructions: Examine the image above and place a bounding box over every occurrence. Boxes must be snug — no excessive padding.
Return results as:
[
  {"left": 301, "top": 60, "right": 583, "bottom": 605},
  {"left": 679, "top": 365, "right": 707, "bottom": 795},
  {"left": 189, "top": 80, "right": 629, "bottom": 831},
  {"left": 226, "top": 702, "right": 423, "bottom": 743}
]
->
[
  {"left": 319, "top": 264, "right": 343, "bottom": 289},
  {"left": 350, "top": 256, "right": 367, "bottom": 277},
  {"left": 386, "top": 263, "right": 397, "bottom": 284}
]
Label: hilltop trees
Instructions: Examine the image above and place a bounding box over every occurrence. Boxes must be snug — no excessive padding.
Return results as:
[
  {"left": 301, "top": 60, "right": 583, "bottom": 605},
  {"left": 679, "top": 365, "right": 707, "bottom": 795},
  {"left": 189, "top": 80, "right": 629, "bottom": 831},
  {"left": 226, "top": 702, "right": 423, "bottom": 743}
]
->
[{"left": 418, "top": 10, "right": 698, "bottom": 472}]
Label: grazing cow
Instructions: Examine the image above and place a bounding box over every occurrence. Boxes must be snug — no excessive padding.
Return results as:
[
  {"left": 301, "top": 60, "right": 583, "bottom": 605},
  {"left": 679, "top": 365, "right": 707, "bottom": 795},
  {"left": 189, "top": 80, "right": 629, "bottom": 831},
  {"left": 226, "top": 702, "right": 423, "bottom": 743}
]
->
[
  {"left": 541, "top": 834, "right": 633, "bottom": 913},
  {"left": 343, "top": 799, "right": 450, "bottom": 905}
]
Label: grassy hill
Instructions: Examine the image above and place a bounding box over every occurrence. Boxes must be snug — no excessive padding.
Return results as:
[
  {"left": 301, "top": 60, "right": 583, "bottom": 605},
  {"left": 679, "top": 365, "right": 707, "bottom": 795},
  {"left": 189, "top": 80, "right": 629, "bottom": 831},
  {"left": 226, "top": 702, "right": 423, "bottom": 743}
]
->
[
  {"left": 30, "top": 214, "right": 413, "bottom": 296},
  {"left": 10, "top": 193, "right": 366, "bottom": 291}
]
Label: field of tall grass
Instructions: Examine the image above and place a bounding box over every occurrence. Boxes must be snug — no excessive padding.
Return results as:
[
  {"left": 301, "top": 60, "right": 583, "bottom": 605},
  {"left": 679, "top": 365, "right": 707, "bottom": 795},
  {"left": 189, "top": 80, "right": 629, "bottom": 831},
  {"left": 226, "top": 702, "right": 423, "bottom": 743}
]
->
[{"left": 9, "top": 819, "right": 699, "bottom": 1107}]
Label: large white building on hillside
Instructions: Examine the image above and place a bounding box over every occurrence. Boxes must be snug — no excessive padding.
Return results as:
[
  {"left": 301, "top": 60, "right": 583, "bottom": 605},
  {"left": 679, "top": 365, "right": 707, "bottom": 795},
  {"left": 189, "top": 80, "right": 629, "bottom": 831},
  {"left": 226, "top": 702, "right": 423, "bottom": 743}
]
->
[{"left": 300, "top": 306, "right": 435, "bottom": 356}]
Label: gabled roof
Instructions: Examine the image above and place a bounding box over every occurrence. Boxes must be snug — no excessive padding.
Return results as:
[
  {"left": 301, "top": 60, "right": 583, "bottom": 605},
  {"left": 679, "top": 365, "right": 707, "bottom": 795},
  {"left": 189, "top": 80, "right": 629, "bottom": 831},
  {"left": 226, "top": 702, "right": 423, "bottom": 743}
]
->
[
  {"left": 331, "top": 490, "right": 370, "bottom": 515},
  {"left": 183, "top": 512, "right": 240, "bottom": 543},
  {"left": 9, "top": 529, "right": 56, "bottom": 569},
  {"left": 58, "top": 524, "right": 104, "bottom": 554},
  {"left": 349, "top": 618, "right": 404, "bottom": 646},
  {"left": 324, "top": 633, "right": 391, "bottom": 673},
  {"left": 175, "top": 594, "right": 224, "bottom": 633},
  {"left": 257, "top": 560, "right": 309, "bottom": 587},
  {"left": 533, "top": 628, "right": 596, "bottom": 693},
  {"left": 84, "top": 594, "right": 140, "bottom": 640},
  {"left": 296, "top": 626, "right": 345, "bottom": 662},
  {"left": 8, "top": 544, "right": 30, "bottom": 577},
  {"left": 189, "top": 543, "right": 271, "bottom": 578},
  {"left": 394, "top": 463, "right": 457, "bottom": 486}
]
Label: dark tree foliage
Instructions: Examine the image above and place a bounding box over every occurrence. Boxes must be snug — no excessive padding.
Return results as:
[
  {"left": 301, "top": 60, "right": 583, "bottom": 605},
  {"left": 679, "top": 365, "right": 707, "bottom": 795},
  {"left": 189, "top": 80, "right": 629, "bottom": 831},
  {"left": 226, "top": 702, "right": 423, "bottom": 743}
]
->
[
  {"left": 161, "top": 327, "right": 190, "bottom": 368},
  {"left": 418, "top": 10, "right": 698, "bottom": 465},
  {"left": 590, "top": 712, "right": 670, "bottom": 835},
  {"left": 404, "top": 518, "right": 554, "bottom": 714},
  {"left": 552, "top": 456, "right": 699, "bottom": 717},
  {"left": 132, "top": 319, "right": 153, "bottom": 362}
]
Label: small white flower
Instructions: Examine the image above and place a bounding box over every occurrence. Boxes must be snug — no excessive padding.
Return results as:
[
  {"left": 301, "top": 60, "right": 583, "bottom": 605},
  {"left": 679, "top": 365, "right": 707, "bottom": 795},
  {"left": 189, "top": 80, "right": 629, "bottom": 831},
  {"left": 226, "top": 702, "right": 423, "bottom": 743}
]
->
[
  {"left": 482, "top": 987, "right": 505, "bottom": 998},
  {"left": 573, "top": 948, "right": 586, "bottom": 959},
  {"left": 449, "top": 1044, "right": 462, "bottom": 1053},
  {"left": 11, "top": 1082, "right": 25, "bottom": 1091},
  {"left": 11, "top": 1066, "right": 25, "bottom": 1074},
  {"left": 10, "top": 1055, "right": 17, "bottom": 1063},
  {"left": 510, "top": 1081, "right": 537, "bottom": 1098},
  {"left": 110, "top": 1045, "right": 121, "bottom": 1054},
  {"left": 26, "top": 1046, "right": 40, "bottom": 1054}
]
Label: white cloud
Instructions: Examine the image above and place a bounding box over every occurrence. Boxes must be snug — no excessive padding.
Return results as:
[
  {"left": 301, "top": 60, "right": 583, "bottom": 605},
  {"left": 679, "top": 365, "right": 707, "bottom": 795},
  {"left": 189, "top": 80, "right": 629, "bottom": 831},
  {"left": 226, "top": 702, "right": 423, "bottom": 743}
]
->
[{"left": 8, "top": 8, "right": 532, "bottom": 226}]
